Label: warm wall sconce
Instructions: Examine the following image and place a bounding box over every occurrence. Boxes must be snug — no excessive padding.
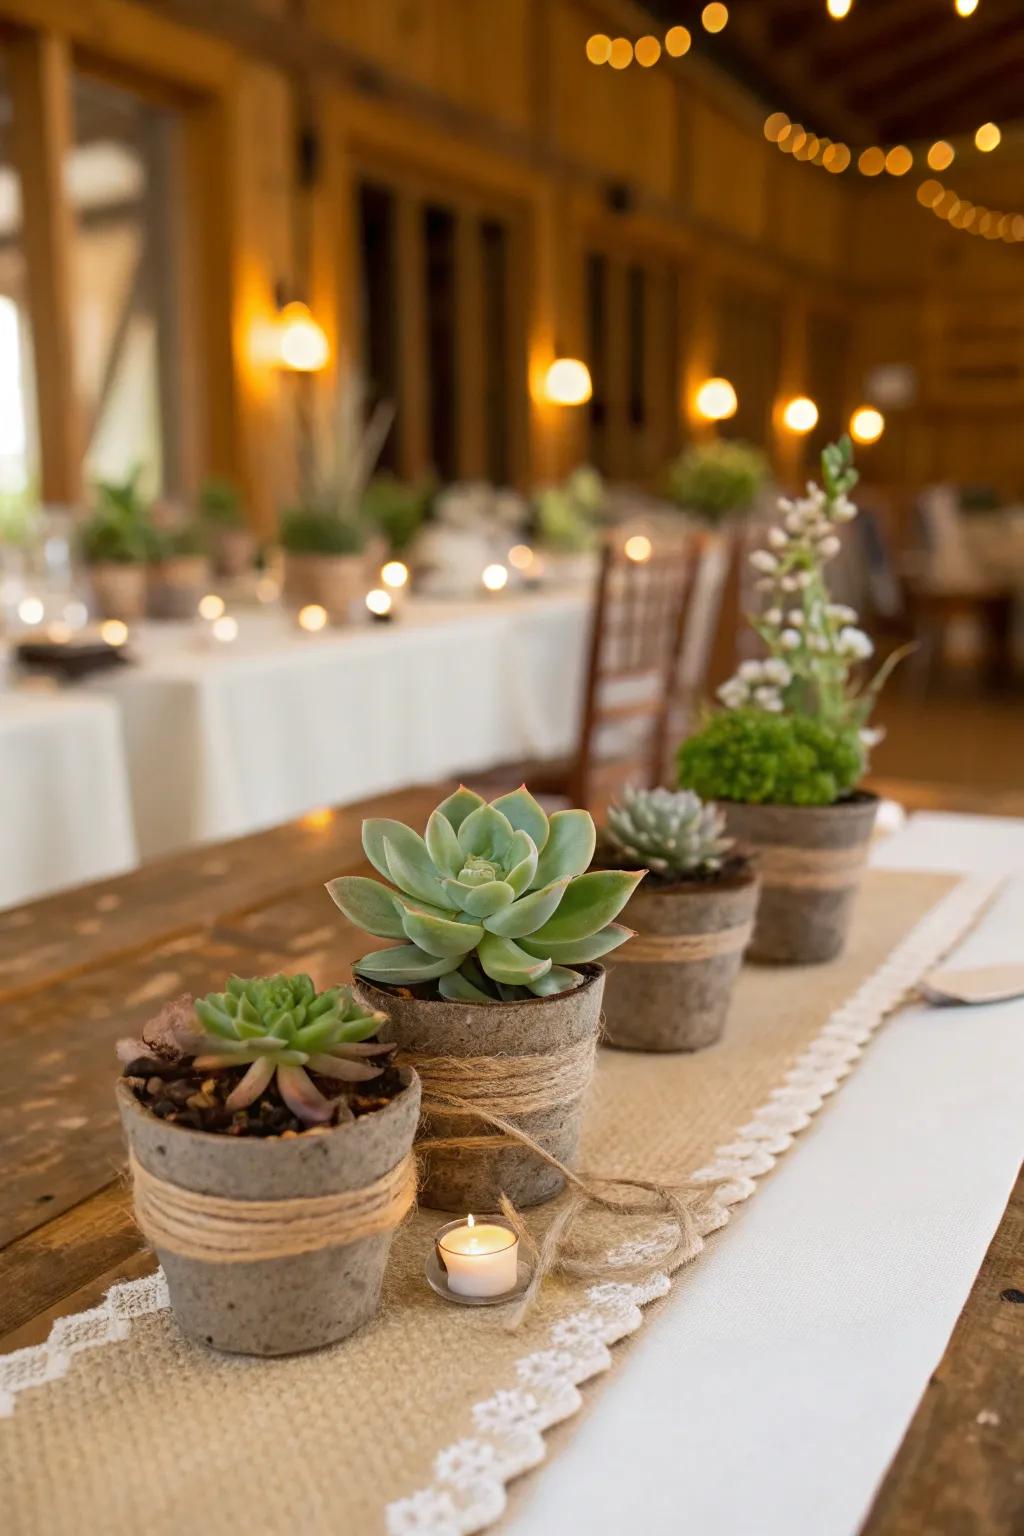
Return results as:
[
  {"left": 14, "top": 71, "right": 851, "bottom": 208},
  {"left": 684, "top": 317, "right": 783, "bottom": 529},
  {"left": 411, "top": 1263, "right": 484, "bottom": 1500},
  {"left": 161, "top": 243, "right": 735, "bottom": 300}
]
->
[
  {"left": 850, "top": 406, "right": 885, "bottom": 444},
  {"left": 276, "top": 301, "right": 329, "bottom": 373},
  {"left": 694, "top": 377, "right": 738, "bottom": 421},
  {"left": 781, "top": 396, "right": 819, "bottom": 434},
  {"left": 544, "top": 357, "right": 593, "bottom": 405}
]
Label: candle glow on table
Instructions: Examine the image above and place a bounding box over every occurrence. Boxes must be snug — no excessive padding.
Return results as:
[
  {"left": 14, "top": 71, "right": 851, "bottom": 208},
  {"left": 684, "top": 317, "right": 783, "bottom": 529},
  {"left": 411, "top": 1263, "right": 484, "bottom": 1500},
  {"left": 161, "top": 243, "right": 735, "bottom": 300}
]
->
[{"left": 438, "top": 1215, "right": 519, "bottom": 1297}]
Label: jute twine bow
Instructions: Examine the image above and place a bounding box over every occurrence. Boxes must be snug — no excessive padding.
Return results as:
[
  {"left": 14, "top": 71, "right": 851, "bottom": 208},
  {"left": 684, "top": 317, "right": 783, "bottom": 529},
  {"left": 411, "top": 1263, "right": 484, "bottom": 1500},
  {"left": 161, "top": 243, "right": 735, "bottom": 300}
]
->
[
  {"left": 400, "top": 1034, "right": 718, "bottom": 1329},
  {"left": 752, "top": 842, "right": 868, "bottom": 891},
  {"left": 614, "top": 921, "right": 753, "bottom": 964},
  {"left": 129, "top": 1151, "right": 416, "bottom": 1263}
]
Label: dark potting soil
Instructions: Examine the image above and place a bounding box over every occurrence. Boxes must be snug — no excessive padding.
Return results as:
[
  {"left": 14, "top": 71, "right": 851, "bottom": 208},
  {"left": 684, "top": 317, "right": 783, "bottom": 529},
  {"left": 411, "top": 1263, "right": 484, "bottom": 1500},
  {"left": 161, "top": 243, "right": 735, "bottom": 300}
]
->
[
  {"left": 593, "top": 847, "right": 754, "bottom": 896},
  {"left": 120, "top": 1053, "right": 407, "bottom": 1137}
]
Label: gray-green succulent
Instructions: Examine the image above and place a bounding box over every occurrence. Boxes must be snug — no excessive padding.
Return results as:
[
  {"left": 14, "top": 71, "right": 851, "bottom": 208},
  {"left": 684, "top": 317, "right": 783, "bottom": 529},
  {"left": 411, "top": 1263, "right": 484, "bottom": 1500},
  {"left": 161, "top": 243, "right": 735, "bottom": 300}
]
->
[
  {"left": 326, "top": 785, "right": 644, "bottom": 1001},
  {"left": 605, "top": 786, "right": 733, "bottom": 878},
  {"left": 189, "top": 974, "right": 391, "bottom": 1125}
]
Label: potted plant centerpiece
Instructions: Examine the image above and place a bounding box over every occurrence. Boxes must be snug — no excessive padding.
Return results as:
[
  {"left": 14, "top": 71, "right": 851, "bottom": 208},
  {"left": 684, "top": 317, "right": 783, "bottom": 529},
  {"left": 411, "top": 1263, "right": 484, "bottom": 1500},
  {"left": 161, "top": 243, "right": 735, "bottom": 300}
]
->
[
  {"left": 667, "top": 439, "right": 769, "bottom": 528},
  {"left": 81, "top": 471, "right": 154, "bottom": 620},
  {"left": 200, "top": 476, "right": 254, "bottom": 577},
  {"left": 362, "top": 472, "right": 433, "bottom": 559},
  {"left": 599, "top": 786, "right": 759, "bottom": 1051},
  {"left": 116, "top": 975, "right": 419, "bottom": 1355},
  {"left": 677, "top": 437, "right": 902, "bottom": 965},
  {"left": 148, "top": 519, "right": 211, "bottom": 619},
  {"left": 531, "top": 466, "right": 606, "bottom": 585},
  {"left": 326, "top": 785, "right": 643, "bottom": 1210}
]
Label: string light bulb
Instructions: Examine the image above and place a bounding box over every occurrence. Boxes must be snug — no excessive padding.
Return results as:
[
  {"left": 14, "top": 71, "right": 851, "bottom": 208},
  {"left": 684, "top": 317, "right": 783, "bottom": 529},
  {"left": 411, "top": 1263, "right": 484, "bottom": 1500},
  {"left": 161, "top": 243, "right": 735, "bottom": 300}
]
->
[
  {"left": 823, "top": 143, "right": 851, "bottom": 173},
  {"left": 544, "top": 357, "right": 593, "bottom": 406},
  {"left": 211, "top": 615, "right": 238, "bottom": 644},
  {"left": 608, "top": 37, "right": 633, "bottom": 69},
  {"left": 100, "top": 619, "right": 129, "bottom": 646},
  {"left": 928, "top": 141, "right": 955, "bottom": 171},
  {"left": 858, "top": 147, "right": 886, "bottom": 177},
  {"left": 197, "top": 593, "right": 225, "bottom": 620},
  {"left": 624, "top": 535, "right": 653, "bottom": 563},
  {"left": 665, "top": 25, "right": 691, "bottom": 55},
  {"left": 298, "top": 604, "right": 328, "bottom": 632},
  {"left": 381, "top": 560, "right": 409, "bottom": 589},
  {"left": 885, "top": 145, "right": 913, "bottom": 176},
  {"left": 975, "top": 122, "right": 1001, "bottom": 153},
  {"left": 635, "top": 35, "right": 661, "bottom": 66},
  {"left": 482, "top": 563, "right": 509, "bottom": 592},
  {"left": 365, "top": 589, "right": 392, "bottom": 617},
  {"left": 17, "top": 596, "right": 44, "bottom": 625},
  {"left": 586, "top": 34, "right": 611, "bottom": 64},
  {"left": 955, "top": 0, "right": 978, "bottom": 15},
  {"left": 694, "top": 377, "right": 738, "bottom": 422},
  {"left": 850, "top": 407, "right": 885, "bottom": 445},
  {"left": 781, "top": 397, "right": 819, "bottom": 435},
  {"left": 827, "top": 0, "right": 853, "bottom": 16},
  {"left": 702, "top": 3, "right": 729, "bottom": 33},
  {"left": 764, "top": 112, "right": 790, "bottom": 143}
]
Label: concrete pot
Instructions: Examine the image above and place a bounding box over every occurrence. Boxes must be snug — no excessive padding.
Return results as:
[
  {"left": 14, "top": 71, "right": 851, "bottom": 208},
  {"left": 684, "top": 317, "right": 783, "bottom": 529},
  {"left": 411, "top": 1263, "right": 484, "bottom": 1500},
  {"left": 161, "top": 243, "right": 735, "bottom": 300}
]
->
[
  {"left": 354, "top": 966, "right": 605, "bottom": 1212},
  {"left": 283, "top": 552, "right": 366, "bottom": 625},
  {"left": 723, "top": 796, "right": 879, "bottom": 965},
  {"left": 148, "top": 556, "right": 212, "bottom": 620},
  {"left": 212, "top": 527, "right": 255, "bottom": 578},
  {"left": 116, "top": 1071, "right": 420, "bottom": 1356},
  {"left": 88, "top": 562, "right": 147, "bottom": 621},
  {"left": 602, "top": 865, "right": 759, "bottom": 1052}
]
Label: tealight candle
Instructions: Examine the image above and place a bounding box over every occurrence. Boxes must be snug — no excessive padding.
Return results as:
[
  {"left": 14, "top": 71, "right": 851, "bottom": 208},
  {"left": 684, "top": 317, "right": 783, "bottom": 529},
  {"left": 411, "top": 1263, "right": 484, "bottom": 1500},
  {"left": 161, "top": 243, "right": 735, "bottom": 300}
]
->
[{"left": 436, "top": 1215, "right": 519, "bottom": 1298}]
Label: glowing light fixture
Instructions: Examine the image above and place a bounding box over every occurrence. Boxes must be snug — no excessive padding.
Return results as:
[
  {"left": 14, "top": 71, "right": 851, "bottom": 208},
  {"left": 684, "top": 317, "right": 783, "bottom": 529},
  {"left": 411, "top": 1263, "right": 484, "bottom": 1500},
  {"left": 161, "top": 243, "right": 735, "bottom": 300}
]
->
[
  {"left": 827, "top": 0, "right": 853, "bottom": 16},
  {"left": 381, "top": 560, "right": 409, "bottom": 589},
  {"left": 198, "top": 593, "right": 225, "bottom": 620},
  {"left": 635, "top": 35, "right": 661, "bottom": 66},
  {"left": 702, "top": 3, "right": 729, "bottom": 33},
  {"left": 917, "top": 179, "right": 943, "bottom": 207},
  {"left": 211, "top": 615, "right": 238, "bottom": 644},
  {"left": 858, "top": 147, "right": 886, "bottom": 177},
  {"left": 301, "top": 807, "right": 334, "bottom": 831},
  {"left": 764, "top": 112, "right": 790, "bottom": 143},
  {"left": 694, "top": 377, "right": 738, "bottom": 422},
  {"left": 101, "top": 619, "right": 129, "bottom": 647},
  {"left": 544, "top": 357, "right": 593, "bottom": 406},
  {"left": 665, "top": 25, "right": 691, "bottom": 56},
  {"left": 823, "top": 143, "right": 852, "bottom": 173},
  {"left": 586, "top": 33, "right": 611, "bottom": 64},
  {"left": 608, "top": 37, "right": 633, "bottom": 69},
  {"left": 955, "top": 0, "right": 979, "bottom": 15},
  {"left": 298, "top": 603, "right": 328, "bottom": 632},
  {"left": 17, "top": 596, "right": 44, "bottom": 626},
  {"left": 624, "top": 534, "right": 653, "bottom": 563},
  {"left": 276, "top": 301, "right": 329, "bottom": 372},
  {"left": 782, "top": 396, "right": 819, "bottom": 434},
  {"left": 850, "top": 407, "right": 885, "bottom": 445},
  {"left": 885, "top": 145, "right": 913, "bottom": 176},
  {"left": 365, "top": 588, "right": 392, "bottom": 617},
  {"left": 975, "top": 121, "right": 1001, "bottom": 153},
  {"left": 928, "top": 140, "right": 955, "bottom": 171}
]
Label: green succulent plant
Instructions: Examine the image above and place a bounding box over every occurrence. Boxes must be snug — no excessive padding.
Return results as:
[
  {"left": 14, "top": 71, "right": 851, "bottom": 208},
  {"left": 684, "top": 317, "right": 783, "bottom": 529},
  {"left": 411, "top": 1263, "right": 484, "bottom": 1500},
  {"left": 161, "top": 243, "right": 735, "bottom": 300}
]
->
[
  {"left": 81, "top": 469, "right": 155, "bottom": 565},
  {"left": 362, "top": 473, "right": 433, "bottom": 554},
  {"left": 187, "top": 974, "right": 391, "bottom": 1125},
  {"left": 667, "top": 440, "right": 768, "bottom": 525},
  {"left": 605, "top": 786, "right": 733, "bottom": 878},
  {"left": 279, "top": 505, "right": 367, "bottom": 556},
  {"left": 677, "top": 708, "right": 864, "bottom": 807},
  {"left": 327, "top": 785, "right": 644, "bottom": 1002}
]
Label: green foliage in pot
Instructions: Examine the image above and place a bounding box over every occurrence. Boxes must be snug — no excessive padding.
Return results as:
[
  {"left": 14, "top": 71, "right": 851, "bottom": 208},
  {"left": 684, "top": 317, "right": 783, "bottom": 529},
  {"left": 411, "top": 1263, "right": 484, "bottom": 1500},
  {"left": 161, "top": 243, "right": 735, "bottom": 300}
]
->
[
  {"left": 81, "top": 470, "right": 155, "bottom": 565},
  {"left": 362, "top": 473, "right": 433, "bottom": 554},
  {"left": 199, "top": 476, "right": 243, "bottom": 527},
  {"left": 153, "top": 523, "right": 208, "bottom": 561},
  {"left": 327, "top": 784, "right": 643, "bottom": 1002},
  {"left": 533, "top": 466, "right": 605, "bottom": 553},
  {"left": 678, "top": 708, "right": 864, "bottom": 807},
  {"left": 605, "top": 785, "right": 733, "bottom": 878},
  {"left": 183, "top": 974, "right": 390, "bottom": 1125},
  {"left": 667, "top": 439, "right": 768, "bottom": 525},
  {"left": 279, "top": 505, "right": 367, "bottom": 556}
]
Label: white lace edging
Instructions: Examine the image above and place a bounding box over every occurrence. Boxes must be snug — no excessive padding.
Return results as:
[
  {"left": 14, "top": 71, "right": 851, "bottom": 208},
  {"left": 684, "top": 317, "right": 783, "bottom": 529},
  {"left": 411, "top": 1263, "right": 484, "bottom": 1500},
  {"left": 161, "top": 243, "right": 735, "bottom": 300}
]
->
[
  {"left": 384, "top": 873, "right": 999, "bottom": 1535},
  {"left": 0, "top": 876, "right": 999, "bottom": 1536}
]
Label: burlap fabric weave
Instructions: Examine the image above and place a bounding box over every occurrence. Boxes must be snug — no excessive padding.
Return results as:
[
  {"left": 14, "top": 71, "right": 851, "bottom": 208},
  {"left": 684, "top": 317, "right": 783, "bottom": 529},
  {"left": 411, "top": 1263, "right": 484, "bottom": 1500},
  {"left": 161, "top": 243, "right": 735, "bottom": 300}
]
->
[{"left": 0, "top": 871, "right": 971, "bottom": 1534}]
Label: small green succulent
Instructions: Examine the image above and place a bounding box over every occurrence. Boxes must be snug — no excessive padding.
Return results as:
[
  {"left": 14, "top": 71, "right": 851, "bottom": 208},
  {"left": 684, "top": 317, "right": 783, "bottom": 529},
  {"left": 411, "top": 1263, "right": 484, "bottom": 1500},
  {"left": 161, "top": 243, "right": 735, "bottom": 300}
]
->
[
  {"left": 188, "top": 974, "right": 391, "bottom": 1124},
  {"left": 606, "top": 786, "right": 733, "bottom": 877},
  {"left": 327, "top": 785, "right": 644, "bottom": 1002},
  {"left": 677, "top": 708, "right": 864, "bottom": 807}
]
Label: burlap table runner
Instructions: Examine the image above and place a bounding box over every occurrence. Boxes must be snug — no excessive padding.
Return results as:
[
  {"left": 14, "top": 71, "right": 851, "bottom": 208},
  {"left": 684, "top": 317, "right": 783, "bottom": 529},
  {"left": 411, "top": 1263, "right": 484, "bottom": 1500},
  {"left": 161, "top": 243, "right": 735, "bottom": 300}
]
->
[{"left": 0, "top": 871, "right": 996, "bottom": 1536}]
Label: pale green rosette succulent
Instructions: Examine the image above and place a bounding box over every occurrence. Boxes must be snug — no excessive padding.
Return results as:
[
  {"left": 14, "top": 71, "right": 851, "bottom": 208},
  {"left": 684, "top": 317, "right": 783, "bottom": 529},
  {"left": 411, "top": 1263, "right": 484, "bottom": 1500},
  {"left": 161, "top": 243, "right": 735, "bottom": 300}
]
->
[
  {"left": 606, "top": 786, "right": 733, "bottom": 878},
  {"left": 327, "top": 785, "right": 644, "bottom": 1002}
]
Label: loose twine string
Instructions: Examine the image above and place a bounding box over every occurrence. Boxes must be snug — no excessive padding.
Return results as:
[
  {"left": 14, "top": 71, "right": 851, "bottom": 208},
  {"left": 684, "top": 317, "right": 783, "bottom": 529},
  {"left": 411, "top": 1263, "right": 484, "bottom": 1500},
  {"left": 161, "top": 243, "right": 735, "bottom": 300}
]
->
[
  {"left": 614, "top": 921, "right": 753, "bottom": 964},
  {"left": 752, "top": 842, "right": 868, "bottom": 891},
  {"left": 403, "top": 1033, "right": 716, "bottom": 1329},
  {"left": 129, "top": 1151, "right": 416, "bottom": 1264}
]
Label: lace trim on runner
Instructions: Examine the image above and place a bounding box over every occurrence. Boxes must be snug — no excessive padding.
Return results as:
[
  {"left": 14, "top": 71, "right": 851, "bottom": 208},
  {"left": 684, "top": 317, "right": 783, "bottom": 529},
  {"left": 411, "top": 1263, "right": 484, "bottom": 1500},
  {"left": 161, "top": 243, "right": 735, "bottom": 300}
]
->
[{"left": 0, "top": 876, "right": 999, "bottom": 1536}]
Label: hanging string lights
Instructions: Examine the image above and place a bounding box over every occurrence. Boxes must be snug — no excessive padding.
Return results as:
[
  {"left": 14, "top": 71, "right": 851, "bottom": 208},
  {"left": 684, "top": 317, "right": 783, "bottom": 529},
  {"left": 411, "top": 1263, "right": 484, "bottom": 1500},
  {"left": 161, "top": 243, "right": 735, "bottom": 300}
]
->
[
  {"left": 917, "top": 179, "right": 1024, "bottom": 242},
  {"left": 585, "top": 7, "right": 723, "bottom": 69}
]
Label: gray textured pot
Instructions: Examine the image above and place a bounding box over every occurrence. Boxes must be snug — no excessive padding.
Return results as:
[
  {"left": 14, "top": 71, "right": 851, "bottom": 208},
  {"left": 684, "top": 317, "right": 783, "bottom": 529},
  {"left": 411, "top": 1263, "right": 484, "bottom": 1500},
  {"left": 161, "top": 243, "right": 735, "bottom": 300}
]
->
[
  {"left": 116, "top": 1071, "right": 420, "bottom": 1356},
  {"left": 89, "top": 562, "right": 147, "bottom": 621},
  {"left": 723, "top": 796, "right": 879, "bottom": 965},
  {"left": 602, "top": 865, "right": 759, "bottom": 1052},
  {"left": 354, "top": 967, "right": 605, "bottom": 1213},
  {"left": 212, "top": 526, "right": 255, "bottom": 577},
  {"left": 148, "top": 556, "right": 212, "bottom": 619}
]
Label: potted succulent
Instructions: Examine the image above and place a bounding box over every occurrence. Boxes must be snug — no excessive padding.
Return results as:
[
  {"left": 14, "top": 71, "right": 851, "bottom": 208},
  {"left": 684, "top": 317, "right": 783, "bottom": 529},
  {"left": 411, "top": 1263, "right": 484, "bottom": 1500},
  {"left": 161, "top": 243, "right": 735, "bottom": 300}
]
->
[
  {"left": 666, "top": 439, "right": 769, "bottom": 527},
  {"left": 326, "top": 785, "right": 643, "bottom": 1211},
  {"left": 677, "top": 437, "right": 904, "bottom": 965},
  {"left": 599, "top": 787, "right": 759, "bottom": 1052},
  {"left": 80, "top": 471, "right": 154, "bottom": 620},
  {"left": 200, "top": 476, "right": 254, "bottom": 577},
  {"left": 362, "top": 472, "right": 433, "bottom": 557},
  {"left": 148, "top": 520, "right": 211, "bottom": 619},
  {"left": 531, "top": 466, "right": 606, "bottom": 585},
  {"left": 116, "top": 975, "right": 419, "bottom": 1356}
]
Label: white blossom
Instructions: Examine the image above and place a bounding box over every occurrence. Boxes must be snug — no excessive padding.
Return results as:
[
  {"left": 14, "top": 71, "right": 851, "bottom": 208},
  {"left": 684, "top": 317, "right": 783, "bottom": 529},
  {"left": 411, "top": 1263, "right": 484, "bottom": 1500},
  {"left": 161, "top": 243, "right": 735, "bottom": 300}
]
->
[
  {"left": 818, "top": 535, "right": 842, "bottom": 559},
  {"left": 831, "top": 496, "right": 857, "bottom": 523},
  {"left": 809, "top": 633, "right": 831, "bottom": 653},
  {"left": 784, "top": 511, "right": 805, "bottom": 535},
  {"left": 762, "top": 658, "right": 792, "bottom": 685},
  {"left": 793, "top": 571, "right": 813, "bottom": 589},
  {"left": 753, "top": 685, "right": 782, "bottom": 710},
  {"left": 717, "top": 678, "right": 749, "bottom": 708},
  {"left": 859, "top": 726, "right": 885, "bottom": 748},
  {"left": 779, "top": 628, "right": 802, "bottom": 650},
  {"left": 738, "top": 659, "right": 765, "bottom": 682},
  {"left": 750, "top": 550, "right": 778, "bottom": 574},
  {"left": 781, "top": 575, "right": 799, "bottom": 592},
  {"left": 786, "top": 609, "right": 805, "bottom": 627},
  {"left": 827, "top": 603, "right": 857, "bottom": 624},
  {"left": 838, "top": 626, "right": 873, "bottom": 660},
  {"left": 767, "top": 526, "right": 788, "bottom": 549},
  {"left": 754, "top": 577, "right": 775, "bottom": 592},
  {"left": 763, "top": 607, "right": 783, "bottom": 626}
]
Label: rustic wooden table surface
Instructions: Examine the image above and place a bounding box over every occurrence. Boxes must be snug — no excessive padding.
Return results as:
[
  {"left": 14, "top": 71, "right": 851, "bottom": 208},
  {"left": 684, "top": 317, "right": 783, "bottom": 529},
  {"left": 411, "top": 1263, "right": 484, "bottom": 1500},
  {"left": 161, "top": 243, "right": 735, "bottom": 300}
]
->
[{"left": 0, "top": 781, "right": 1020, "bottom": 1533}]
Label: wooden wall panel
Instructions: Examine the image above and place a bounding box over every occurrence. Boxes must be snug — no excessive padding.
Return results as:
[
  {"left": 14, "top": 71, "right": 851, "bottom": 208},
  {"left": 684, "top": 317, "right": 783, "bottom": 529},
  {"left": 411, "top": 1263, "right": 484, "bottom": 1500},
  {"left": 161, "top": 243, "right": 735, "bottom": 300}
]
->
[{"left": 689, "top": 101, "right": 766, "bottom": 244}]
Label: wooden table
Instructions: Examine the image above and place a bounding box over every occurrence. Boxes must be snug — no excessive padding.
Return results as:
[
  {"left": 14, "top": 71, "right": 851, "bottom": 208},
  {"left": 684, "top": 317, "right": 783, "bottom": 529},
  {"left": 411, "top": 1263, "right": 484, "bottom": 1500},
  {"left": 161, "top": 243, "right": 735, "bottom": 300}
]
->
[{"left": 1, "top": 782, "right": 1020, "bottom": 1533}]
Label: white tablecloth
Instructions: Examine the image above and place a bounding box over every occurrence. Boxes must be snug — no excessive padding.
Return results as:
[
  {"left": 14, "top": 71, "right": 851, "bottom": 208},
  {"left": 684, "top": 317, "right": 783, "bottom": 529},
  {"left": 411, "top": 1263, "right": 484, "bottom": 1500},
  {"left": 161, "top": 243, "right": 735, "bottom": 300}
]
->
[
  {"left": 0, "top": 690, "right": 137, "bottom": 910},
  {"left": 507, "top": 813, "right": 1024, "bottom": 1536},
  {"left": 88, "top": 592, "right": 590, "bottom": 862}
]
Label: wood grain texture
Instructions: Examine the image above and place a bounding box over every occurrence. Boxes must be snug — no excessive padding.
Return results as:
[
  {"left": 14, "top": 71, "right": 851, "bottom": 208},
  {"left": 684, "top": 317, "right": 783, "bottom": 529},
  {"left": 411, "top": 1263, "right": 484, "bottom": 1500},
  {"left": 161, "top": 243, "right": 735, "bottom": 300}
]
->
[{"left": 860, "top": 1165, "right": 1024, "bottom": 1536}]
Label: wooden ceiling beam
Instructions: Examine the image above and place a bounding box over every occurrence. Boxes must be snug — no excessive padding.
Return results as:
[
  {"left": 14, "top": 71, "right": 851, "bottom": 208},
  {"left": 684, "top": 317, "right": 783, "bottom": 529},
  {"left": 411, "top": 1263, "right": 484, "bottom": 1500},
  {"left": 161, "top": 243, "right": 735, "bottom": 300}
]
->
[
  {"left": 807, "top": 0, "right": 949, "bottom": 72},
  {"left": 724, "top": 4, "right": 870, "bottom": 142},
  {"left": 881, "top": 35, "right": 1024, "bottom": 140},
  {"left": 843, "top": 17, "right": 1020, "bottom": 108}
]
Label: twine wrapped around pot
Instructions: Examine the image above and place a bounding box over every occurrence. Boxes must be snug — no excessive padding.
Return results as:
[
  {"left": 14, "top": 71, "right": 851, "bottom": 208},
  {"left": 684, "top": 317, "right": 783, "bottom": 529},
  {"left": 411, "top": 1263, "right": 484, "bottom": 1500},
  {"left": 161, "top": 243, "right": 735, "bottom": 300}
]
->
[
  {"left": 752, "top": 843, "right": 869, "bottom": 891},
  {"left": 612, "top": 920, "right": 753, "bottom": 964},
  {"left": 130, "top": 1151, "right": 416, "bottom": 1263}
]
